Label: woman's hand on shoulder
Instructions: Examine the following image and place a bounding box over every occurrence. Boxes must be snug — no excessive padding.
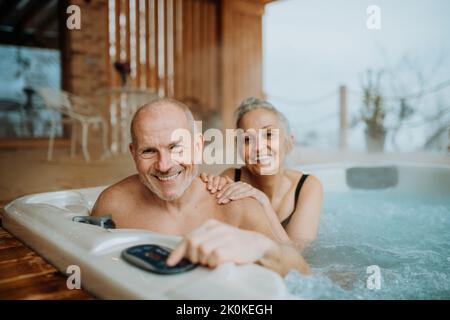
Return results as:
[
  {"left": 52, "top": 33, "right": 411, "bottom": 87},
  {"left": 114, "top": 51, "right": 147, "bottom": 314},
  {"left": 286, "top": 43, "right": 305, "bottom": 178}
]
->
[
  {"left": 200, "top": 172, "right": 233, "bottom": 193},
  {"left": 215, "top": 181, "right": 270, "bottom": 206},
  {"left": 200, "top": 171, "right": 269, "bottom": 206}
]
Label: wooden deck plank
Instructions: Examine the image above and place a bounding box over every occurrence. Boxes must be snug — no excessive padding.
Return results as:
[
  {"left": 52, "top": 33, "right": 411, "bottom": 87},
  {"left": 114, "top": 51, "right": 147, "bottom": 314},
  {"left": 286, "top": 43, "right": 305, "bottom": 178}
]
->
[{"left": 0, "top": 211, "right": 94, "bottom": 300}]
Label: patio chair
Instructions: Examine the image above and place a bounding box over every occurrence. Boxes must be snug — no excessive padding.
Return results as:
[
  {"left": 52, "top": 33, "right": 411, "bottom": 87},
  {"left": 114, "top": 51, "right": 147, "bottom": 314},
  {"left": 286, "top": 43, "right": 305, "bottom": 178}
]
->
[
  {"left": 38, "top": 87, "right": 110, "bottom": 162},
  {"left": 0, "top": 99, "right": 26, "bottom": 137}
]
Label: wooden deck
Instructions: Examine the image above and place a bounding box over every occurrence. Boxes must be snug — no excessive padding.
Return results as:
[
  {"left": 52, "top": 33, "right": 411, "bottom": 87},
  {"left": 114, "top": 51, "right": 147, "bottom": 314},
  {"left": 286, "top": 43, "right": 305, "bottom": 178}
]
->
[
  {"left": 0, "top": 205, "right": 93, "bottom": 300},
  {"left": 0, "top": 149, "right": 137, "bottom": 300}
]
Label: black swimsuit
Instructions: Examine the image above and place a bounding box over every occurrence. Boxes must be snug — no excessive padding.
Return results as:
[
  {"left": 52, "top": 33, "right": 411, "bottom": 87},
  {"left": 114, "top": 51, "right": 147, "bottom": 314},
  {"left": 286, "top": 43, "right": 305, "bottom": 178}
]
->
[{"left": 234, "top": 168, "right": 309, "bottom": 228}]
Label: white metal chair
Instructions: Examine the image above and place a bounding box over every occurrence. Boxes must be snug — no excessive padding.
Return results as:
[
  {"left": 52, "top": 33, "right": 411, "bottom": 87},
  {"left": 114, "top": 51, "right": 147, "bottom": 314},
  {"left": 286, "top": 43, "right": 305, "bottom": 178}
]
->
[{"left": 38, "top": 87, "right": 110, "bottom": 162}]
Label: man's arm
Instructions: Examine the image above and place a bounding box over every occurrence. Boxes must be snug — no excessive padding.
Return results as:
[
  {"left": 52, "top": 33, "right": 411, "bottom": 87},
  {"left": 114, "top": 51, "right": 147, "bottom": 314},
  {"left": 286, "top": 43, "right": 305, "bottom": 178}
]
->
[
  {"left": 166, "top": 219, "right": 310, "bottom": 276},
  {"left": 167, "top": 198, "right": 311, "bottom": 276},
  {"left": 256, "top": 235, "right": 310, "bottom": 276},
  {"left": 236, "top": 198, "right": 310, "bottom": 275}
]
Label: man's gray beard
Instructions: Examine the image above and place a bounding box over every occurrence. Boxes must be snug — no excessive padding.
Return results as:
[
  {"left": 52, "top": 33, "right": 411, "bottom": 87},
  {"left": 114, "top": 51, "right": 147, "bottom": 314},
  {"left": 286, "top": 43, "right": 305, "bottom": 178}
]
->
[{"left": 139, "top": 166, "right": 198, "bottom": 201}]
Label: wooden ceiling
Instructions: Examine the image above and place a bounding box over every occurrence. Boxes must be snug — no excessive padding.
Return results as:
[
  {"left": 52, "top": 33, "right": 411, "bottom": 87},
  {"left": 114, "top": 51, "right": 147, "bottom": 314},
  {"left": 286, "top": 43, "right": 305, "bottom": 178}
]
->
[{"left": 0, "top": 0, "right": 60, "bottom": 49}]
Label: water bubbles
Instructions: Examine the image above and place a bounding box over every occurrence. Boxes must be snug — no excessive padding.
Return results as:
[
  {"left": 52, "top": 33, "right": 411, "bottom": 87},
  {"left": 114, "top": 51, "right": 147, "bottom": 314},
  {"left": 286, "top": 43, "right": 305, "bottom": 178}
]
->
[{"left": 287, "top": 191, "right": 450, "bottom": 299}]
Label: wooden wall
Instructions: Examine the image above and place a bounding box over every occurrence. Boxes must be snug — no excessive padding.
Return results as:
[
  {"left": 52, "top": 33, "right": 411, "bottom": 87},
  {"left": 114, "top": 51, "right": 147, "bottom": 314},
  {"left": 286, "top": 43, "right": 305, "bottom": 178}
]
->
[
  {"left": 105, "top": 0, "right": 268, "bottom": 129},
  {"left": 178, "top": 0, "right": 219, "bottom": 118},
  {"left": 65, "top": 0, "right": 110, "bottom": 136},
  {"left": 220, "top": 0, "right": 265, "bottom": 129}
]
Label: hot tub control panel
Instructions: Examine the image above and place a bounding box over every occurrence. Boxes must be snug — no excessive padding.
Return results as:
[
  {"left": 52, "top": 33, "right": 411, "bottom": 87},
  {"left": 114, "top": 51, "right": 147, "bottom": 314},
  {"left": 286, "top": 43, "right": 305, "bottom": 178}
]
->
[{"left": 121, "top": 244, "right": 197, "bottom": 275}]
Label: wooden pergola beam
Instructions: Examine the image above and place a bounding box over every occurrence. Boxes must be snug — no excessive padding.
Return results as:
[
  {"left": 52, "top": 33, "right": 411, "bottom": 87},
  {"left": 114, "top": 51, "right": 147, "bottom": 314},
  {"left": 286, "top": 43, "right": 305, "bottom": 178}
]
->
[
  {"left": 32, "top": 0, "right": 58, "bottom": 33},
  {"left": 0, "top": 0, "right": 19, "bottom": 22},
  {"left": 13, "top": 0, "right": 50, "bottom": 33}
]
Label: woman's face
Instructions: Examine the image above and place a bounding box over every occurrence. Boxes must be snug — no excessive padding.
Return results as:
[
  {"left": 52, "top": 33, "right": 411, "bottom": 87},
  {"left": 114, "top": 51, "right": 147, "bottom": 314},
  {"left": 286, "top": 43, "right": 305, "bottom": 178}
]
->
[{"left": 237, "top": 108, "right": 290, "bottom": 176}]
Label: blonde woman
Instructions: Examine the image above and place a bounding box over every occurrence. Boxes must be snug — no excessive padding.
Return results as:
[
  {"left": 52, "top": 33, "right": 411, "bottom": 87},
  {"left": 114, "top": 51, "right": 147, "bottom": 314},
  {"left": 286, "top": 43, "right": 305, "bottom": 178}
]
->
[{"left": 201, "top": 97, "right": 323, "bottom": 250}]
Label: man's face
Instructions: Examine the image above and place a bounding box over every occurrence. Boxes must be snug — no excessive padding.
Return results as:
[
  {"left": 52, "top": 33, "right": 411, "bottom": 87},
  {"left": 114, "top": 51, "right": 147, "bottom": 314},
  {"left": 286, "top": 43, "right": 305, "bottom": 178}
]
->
[{"left": 130, "top": 105, "right": 200, "bottom": 201}]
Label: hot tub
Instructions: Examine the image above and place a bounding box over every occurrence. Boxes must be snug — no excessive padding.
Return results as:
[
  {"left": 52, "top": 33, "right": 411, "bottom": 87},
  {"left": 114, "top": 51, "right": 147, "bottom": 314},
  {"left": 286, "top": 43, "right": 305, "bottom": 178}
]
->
[
  {"left": 286, "top": 162, "right": 450, "bottom": 299},
  {"left": 3, "top": 162, "right": 449, "bottom": 299},
  {"left": 2, "top": 187, "right": 293, "bottom": 299}
]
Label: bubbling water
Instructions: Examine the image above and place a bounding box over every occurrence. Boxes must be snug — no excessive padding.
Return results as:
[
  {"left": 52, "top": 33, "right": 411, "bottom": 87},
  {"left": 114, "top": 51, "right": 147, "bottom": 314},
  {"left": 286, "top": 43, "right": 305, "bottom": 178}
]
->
[{"left": 286, "top": 191, "right": 450, "bottom": 299}]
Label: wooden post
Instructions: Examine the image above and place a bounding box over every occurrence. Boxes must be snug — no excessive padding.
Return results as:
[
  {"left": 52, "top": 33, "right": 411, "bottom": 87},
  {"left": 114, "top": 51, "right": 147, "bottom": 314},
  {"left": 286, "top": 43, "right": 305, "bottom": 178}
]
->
[
  {"left": 448, "top": 127, "right": 450, "bottom": 152},
  {"left": 58, "top": 0, "right": 70, "bottom": 139},
  {"left": 135, "top": 0, "right": 141, "bottom": 88},
  {"left": 339, "top": 85, "right": 348, "bottom": 150},
  {"left": 163, "top": 0, "right": 169, "bottom": 96}
]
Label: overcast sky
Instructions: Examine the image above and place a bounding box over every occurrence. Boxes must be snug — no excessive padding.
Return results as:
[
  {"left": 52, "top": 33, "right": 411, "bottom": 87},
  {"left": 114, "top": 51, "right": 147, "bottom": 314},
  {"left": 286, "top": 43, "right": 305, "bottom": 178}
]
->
[{"left": 263, "top": 0, "right": 450, "bottom": 150}]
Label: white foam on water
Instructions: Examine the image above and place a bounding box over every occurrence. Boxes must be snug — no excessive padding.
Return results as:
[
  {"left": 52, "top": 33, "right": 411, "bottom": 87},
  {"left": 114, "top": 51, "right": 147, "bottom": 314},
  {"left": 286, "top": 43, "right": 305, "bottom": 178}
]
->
[{"left": 286, "top": 191, "right": 450, "bottom": 299}]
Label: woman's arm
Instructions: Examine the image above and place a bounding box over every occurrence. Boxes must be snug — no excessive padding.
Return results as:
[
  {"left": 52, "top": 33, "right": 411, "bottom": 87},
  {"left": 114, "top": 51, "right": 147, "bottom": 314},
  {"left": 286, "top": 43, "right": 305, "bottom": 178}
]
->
[{"left": 284, "top": 175, "right": 323, "bottom": 250}]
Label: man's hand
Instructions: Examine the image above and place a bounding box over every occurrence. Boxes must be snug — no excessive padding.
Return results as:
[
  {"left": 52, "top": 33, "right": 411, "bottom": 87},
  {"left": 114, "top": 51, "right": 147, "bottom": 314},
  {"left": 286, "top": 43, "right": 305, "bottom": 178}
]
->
[{"left": 166, "top": 219, "right": 274, "bottom": 268}]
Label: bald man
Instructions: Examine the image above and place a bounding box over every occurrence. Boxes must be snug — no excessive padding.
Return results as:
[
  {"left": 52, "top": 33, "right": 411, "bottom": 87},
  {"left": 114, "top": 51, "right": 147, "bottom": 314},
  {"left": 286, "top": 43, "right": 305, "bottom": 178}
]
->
[{"left": 92, "top": 98, "right": 309, "bottom": 276}]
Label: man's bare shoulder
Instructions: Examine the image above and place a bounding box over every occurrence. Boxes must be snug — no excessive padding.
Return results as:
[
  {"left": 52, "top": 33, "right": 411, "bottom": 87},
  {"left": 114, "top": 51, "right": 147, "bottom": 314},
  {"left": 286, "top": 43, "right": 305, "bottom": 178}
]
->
[
  {"left": 221, "top": 197, "right": 263, "bottom": 224},
  {"left": 224, "top": 196, "right": 261, "bottom": 211},
  {"left": 222, "top": 196, "right": 289, "bottom": 243},
  {"left": 91, "top": 174, "right": 141, "bottom": 216},
  {"left": 221, "top": 167, "right": 237, "bottom": 180}
]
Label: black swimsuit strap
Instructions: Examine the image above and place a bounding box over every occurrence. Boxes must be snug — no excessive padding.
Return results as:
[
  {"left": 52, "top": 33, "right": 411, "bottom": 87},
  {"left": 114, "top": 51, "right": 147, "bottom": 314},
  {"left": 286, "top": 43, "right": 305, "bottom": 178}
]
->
[
  {"left": 293, "top": 174, "right": 309, "bottom": 210},
  {"left": 281, "top": 174, "right": 309, "bottom": 228},
  {"left": 234, "top": 168, "right": 242, "bottom": 182}
]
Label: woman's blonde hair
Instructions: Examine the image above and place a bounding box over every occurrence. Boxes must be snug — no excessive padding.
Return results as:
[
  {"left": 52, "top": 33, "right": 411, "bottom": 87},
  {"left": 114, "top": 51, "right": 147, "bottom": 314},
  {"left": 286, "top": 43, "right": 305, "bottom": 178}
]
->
[{"left": 234, "top": 97, "right": 293, "bottom": 152}]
